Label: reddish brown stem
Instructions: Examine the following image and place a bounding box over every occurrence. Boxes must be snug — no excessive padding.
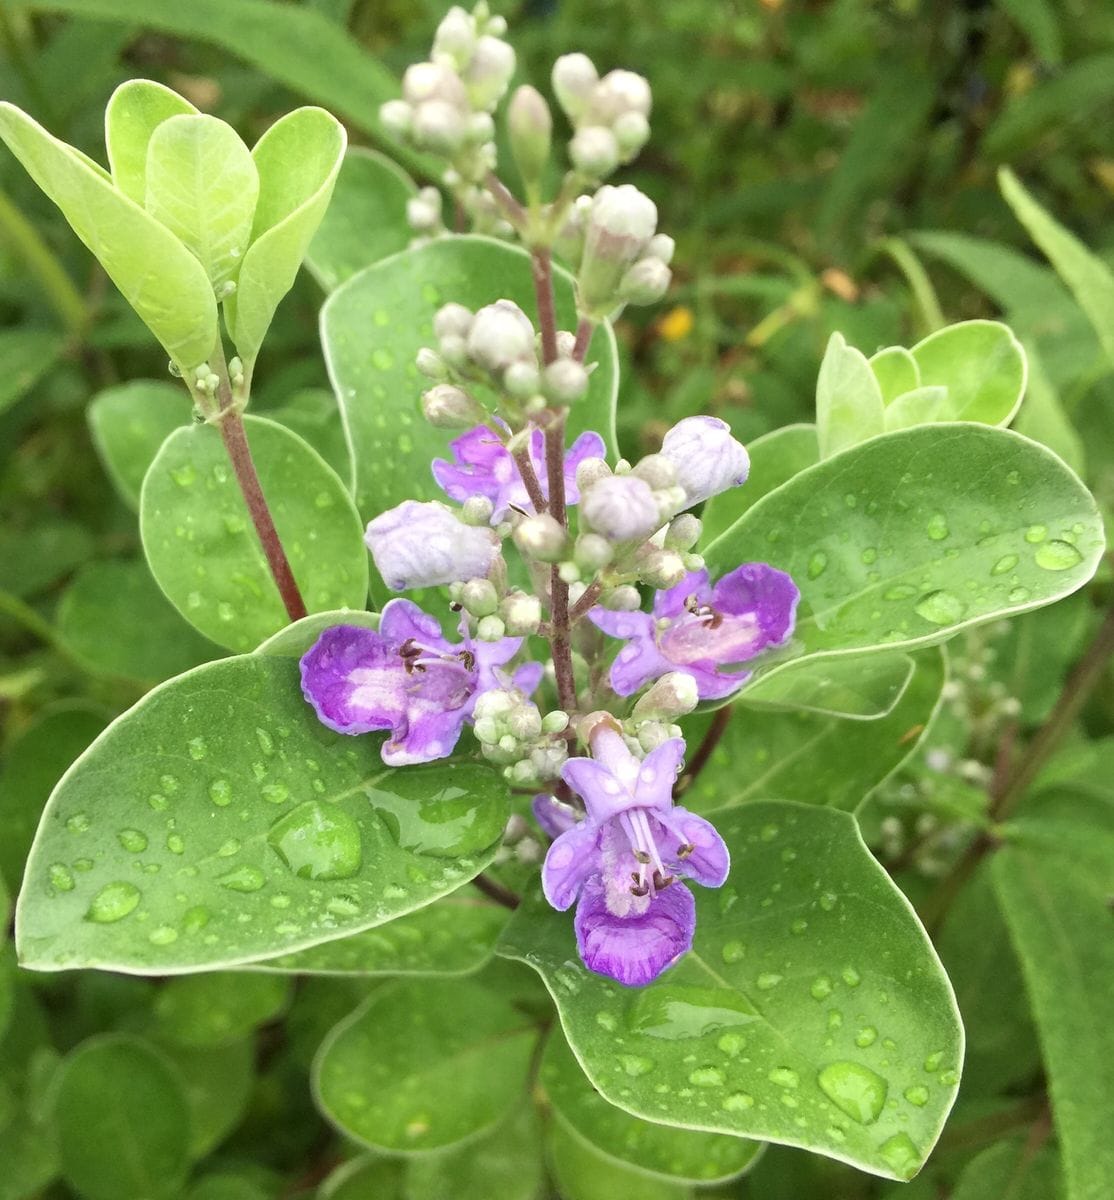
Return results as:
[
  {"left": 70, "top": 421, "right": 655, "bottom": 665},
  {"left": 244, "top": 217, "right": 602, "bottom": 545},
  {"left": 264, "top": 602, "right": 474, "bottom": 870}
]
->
[
  {"left": 532, "top": 248, "right": 559, "bottom": 365},
  {"left": 676, "top": 705, "right": 732, "bottom": 795},
  {"left": 572, "top": 317, "right": 595, "bottom": 363},
  {"left": 568, "top": 580, "right": 604, "bottom": 623},
  {"left": 512, "top": 446, "right": 547, "bottom": 513},
  {"left": 219, "top": 411, "right": 307, "bottom": 623},
  {"left": 485, "top": 170, "right": 526, "bottom": 229},
  {"left": 471, "top": 871, "right": 521, "bottom": 909}
]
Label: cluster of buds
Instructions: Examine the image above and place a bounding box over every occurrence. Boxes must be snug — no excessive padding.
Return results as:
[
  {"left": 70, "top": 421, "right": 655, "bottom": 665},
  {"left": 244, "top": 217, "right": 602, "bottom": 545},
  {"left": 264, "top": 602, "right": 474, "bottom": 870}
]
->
[
  {"left": 552, "top": 54, "right": 652, "bottom": 179},
  {"left": 473, "top": 687, "right": 570, "bottom": 786},
  {"left": 625, "top": 672, "right": 700, "bottom": 752},
  {"left": 448, "top": 577, "right": 543, "bottom": 642},
  {"left": 558, "top": 185, "right": 674, "bottom": 320},
  {"left": 406, "top": 186, "right": 446, "bottom": 243}
]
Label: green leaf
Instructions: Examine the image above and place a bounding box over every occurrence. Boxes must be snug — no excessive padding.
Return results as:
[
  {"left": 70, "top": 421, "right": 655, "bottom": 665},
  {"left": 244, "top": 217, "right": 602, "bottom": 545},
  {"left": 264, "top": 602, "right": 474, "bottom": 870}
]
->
[
  {"left": 306, "top": 148, "right": 416, "bottom": 291},
  {"left": 869, "top": 347, "right": 920, "bottom": 403},
  {"left": 0, "top": 102, "right": 218, "bottom": 369},
  {"left": 312, "top": 977, "right": 537, "bottom": 1153},
  {"left": 253, "top": 609, "right": 380, "bottom": 659},
  {"left": 145, "top": 114, "right": 259, "bottom": 291},
  {"left": 1013, "top": 339, "right": 1085, "bottom": 476},
  {"left": 992, "top": 793, "right": 1114, "bottom": 1200},
  {"left": 0, "top": 1110, "right": 59, "bottom": 1200},
  {"left": 542, "top": 1033, "right": 761, "bottom": 1185},
  {"left": 247, "top": 894, "right": 508, "bottom": 976},
  {"left": 322, "top": 235, "right": 619, "bottom": 524},
  {"left": 997, "top": 0, "right": 1063, "bottom": 64},
  {"left": 0, "top": 328, "right": 65, "bottom": 416},
  {"left": 0, "top": 516, "right": 94, "bottom": 600},
  {"left": 548, "top": 1119, "right": 693, "bottom": 1200},
  {"left": 704, "top": 425, "right": 1103, "bottom": 676},
  {"left": 139, "top": 415, "right": 368, "bottom": 653},
  {"left": 56, "top": 558, "right": 218, "bottom": 683},
  {"left": 498, "top": 801, "right": 963, "bottom": 1181},
  {"left": 154, "top": 972, "right": 290, "bottom": 1045},
  {"left": 51, "top": 1035, "right": 191, "bottom": 1200},
  {"left": 949, "top": 1139, "right": 1063, "bottom": 1200},
  {"left": 815, "top": 333, "right": 884, "bottom": 459},
  {"left": 318, "top": 1158, "right": 405, "bottom": 1200},
  {"left": 104, "top": 79, "right": 197, "bottom": 205},
  {"left": 87, "top": 380, "right": 192, "bottom": 510},
  {"left": 738, "top": 653, "right": 915, "bottom": 720},
  {"left": 907, "top": 320, "right": 1027, "bottom": 426},
  {"left": 226, "top": 107, "right": 345, "bottom": 367},
  {"left": 700, "top": 424, "right": 819, "bottom": 546},
  {"left": 407, "top": 1106, "right": 544, "bottom": 1200},
  {"left": 268, "top": 387, "right": 350, "bottom": 479},
  {"left": 881, "top": 386, "right": 949, "bottom": 432},
  {"left": 15, "top": 655, "right": 510, "bottom": 973},
  {"left": 187, "top": 1175, "right": 273, "bottom": 1200},
  {"left": 156, "top": 1037, "right": 254, "bottom": 1157},
  {"left": 999, "top": 167, "right": 1114, "bottom": 367}
]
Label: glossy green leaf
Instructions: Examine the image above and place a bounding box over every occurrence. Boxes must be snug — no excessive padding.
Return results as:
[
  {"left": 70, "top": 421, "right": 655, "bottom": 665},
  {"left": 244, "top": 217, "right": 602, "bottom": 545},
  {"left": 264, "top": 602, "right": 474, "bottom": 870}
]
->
[
  {"left": 306, "top": 148, "right": 416, "bottom": 291},
  {"left": 51, "top": 1035, "right": 191, "bottom": 1200},
  {"left": 949, "top": 1139, "right": 1063, "bottom": 1200},
  {"left": 145, "top": 114, "right": 259, "bottom": 291},
  {"left": 815, "top": 333, "right": 884, "bottom": 459},
  {"left": 248, "top": 894, "right": 508, "bottom": 976},
  {"left": 1013, "top": 339, "right": 1085, "bottom": 476},
  {"left": 15, "top": 655, "right": 510, "bottom": 973},
  {"left": 157, "top": 1037, "right": 254, "bottom": 1157},
  {"left": 0, "top": 102, "right": 218, "bottom": 369},
  {"left": 322, "top": 235, "right": 619, "bottom": 523},
  {"left": 869, "top": 347, "right": 919, "bottom": 403},
  {"left": 999, "top": 166, "right": 1114, "bottom": 367},
  {"left": 312, "top": 977, "right": 536, "bottom": 1153},
  {"left": 87, "top": 380, "right": 192, "bottom": 510},
  {"left": 154, "top": 972, "right": 290, "bottom": 1045},
  {"left": 908, "top": 320, "right": 1026, "bottom": 426},
  {"left": 226, "top": 107, "right": 345, "bottom": 367},
  {"left": 104, "top": 79, "right": 197, "bottom": 204},
  {"left": 992, "top": 791, "right": 1114, "bottom": 1200},
  {"left": 548, "top": 1119, "right": 692, "bottom": 1200},
  {"left": 318, "top": 1157, "right": 405, "bottom": 1200},
  {"left": 0, "top": 516, "right": 94, "bottom": 600},
  {"left": 499, "top": 801, "right": 963, "bottom": 1181},
  {"left": 882, "top": 386, "right": 949, "bottom": 432},
  {"left": 0, "top": 328, "right": 66, "bottom": 415},
  {"left": 56, "top": 558, "right": 217, "bottom": 682},
  {"left": 700, "top": 424, "right": 819, "bottom": 546},
  {"left": 254, "top": 609, "right": 380, "bottom": 658},
  {"left": 704, "top": 425, "right": 1103, "bottom": 678},
  {"left": 542, "top": 1033, "right": 761, "bottom": 1185},
  {"left": 407, "top": 1106, "right": 543, "bottom": 1200},
  {"left": 268, "top": 387, "right": 350, "bottom": 479},
  {"left": 737, "top": 652, "right": 914, "bottom": 720},
  {"left": 140, "top": 415, "right": 368, "bottom": 653}
]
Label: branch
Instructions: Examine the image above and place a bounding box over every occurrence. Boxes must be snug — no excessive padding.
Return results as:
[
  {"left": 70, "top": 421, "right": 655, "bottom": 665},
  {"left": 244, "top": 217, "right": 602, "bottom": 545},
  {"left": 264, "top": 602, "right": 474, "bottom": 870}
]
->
[
  {"left": 471, "top": 872, "right": 521, "bottom": 910},
  {"left": 676, "top": 705, "right": 732, "bottom": 795}
]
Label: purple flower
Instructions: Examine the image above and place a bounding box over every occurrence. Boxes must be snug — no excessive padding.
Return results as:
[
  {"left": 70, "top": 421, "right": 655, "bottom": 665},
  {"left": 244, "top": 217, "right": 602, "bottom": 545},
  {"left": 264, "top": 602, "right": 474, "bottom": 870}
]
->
[
  {"left": 590, "top": 564, "right": 799, "bottom": 700},
  {"left": 299, "top": 599, "right": 522, "bottom": 766},
  {"left": 541, "top": 728, "right": 729, "bottom": 987},
  {"left": 365, "top": 500, "right": 498, "bottom": 591},
  {"left": 660, "top": 416, "right": 749, "bottom": 506},
  {"left": 433, "top": 425, "right": 607, "bottom": 523}
]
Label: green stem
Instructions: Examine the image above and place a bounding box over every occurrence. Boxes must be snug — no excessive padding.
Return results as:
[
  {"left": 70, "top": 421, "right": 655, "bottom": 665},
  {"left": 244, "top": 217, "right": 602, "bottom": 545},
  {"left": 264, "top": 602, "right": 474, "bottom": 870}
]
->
[
  {"left": 874, "top": 237, "right": 946, "bottom": 336},
  {"left": 0, "top": 187, "right": 87, "bottom": 335}
]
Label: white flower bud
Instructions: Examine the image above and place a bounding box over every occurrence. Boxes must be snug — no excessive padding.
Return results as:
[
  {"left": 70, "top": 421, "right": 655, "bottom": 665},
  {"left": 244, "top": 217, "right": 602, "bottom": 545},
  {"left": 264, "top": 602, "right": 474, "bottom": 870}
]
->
[
  {"left": 503, "top": 360, "right": 540, "bottom": 399},
  {"left": 513, "top": 513, "right": 568, "bottom": 562},
  {"left": 660, "top": 416, "right": 750, "bottom": 507},
  {"left": 542, "top": 710, "right": 570, "bottom": 735},
  {"left": 416, "top": 347, "right": 446, "bottom": 379},
  {"left": 434, "top": 302, "right": 474, "bottom": 340},
  {"left": 648, "top": 234, "right": 675, "bottom": 264},
  {"left": 574, "top": 533, "right": 613, "bottom": 572},
  {"left": 463, "top": 35, "right": 516, "bottom": 111},
  {"left": 579, "top": 185, "right": 659, "bottom": 318},
  {"left": 461, "top": 578, "right": 499, "bottom": 617},
  {"left": 601, "top": 585, "right": 642, "bottom": 611},
  {"left": 552, "top": 53, "right": 599, "bottom": 121},
  {"left": 477, "top": 614, "right": 507, "bottom": 641},
  {"left": 501, "top": 591, "right": 542, "bottom": 635},
  {"left": 569, "top": 125, "right": 619, "bottom": 178},
  {"left": 636, "top": 720, "right": 678, "bottom": 753},
  {"left": 575, "top": 456, "right": 612, "bottom": 491},
  {"left": 509, "top": 85, "right": 552, "bottom": 187},
  {"left": 612, "top": 110, "right": 650, "bottom": 160},
  {"left": 665, "top": 513, "right": 702, "bottom": 551},
  {"left": 407, "top": 188, "right": 442, "bottom": 232},
  {"left": 366, "top": 501, "right": 498, "bottom": 591},
  {"left": 640, "top": 548, "right": 687, "bottom": 589},
  {"left": 433, "top": 6, "right": 476, "bottom": 68},
  {"left": 467, "top": 111, "right": 495, "bottom": 143},
  {"left": 461, "top": 495, "right": 495, "bottom": 526},
  {"left": 633, "top": 671, "right": 700, "bottom": 720},
  {"left": 403, "top": 61, "right": 468, "bottom": 108},
  {"left": 620, "top": 256, "right": 672, "bottom": 306},
  {"left": 631, "top": 453, "right": 677, "bottom": 490},
  {"left": 412, "top": 100, "right": 467, "bottom": 153},
  {"left": 508, "top": 705, "right": 543, "bottom": 741},
  {"left": 439, "top": 333, "right": 468, "bottom": 368},
  {"left": 589, "top": 69, "right": 652, "bottom": 123},
  {"left": 467, "top": 300, "right": 537, "bottom": 372},
  {"left": 421, "top": 383, "right": 483, "bottom": 428},
  {"left": 380, "top": 99, "right": 413, "bottom": 138},
  {"left": 543, "top": 358, "right": 589, "bottom": 405},
  {"left": 555, "top": 196, "right": 591, "bottom": 265},
  {"left": 581, "top": 473, "right": 662, "bottom": 542},
  {"left": 683, "top": 552, "right": 704, "bottom": 572}
]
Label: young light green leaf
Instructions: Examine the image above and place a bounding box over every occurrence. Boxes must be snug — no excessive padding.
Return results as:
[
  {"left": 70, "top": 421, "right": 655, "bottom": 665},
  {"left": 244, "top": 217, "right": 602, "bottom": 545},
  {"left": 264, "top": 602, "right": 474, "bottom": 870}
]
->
[
  {"left": 15, "top": 655, "right": 510, "bottom": 973},
  {"left": 322, "top": 235, "right": 619, "bottom": 523},
  {"left": 999, "top": 166, "right": 1114, "bottom": 367},
  {"left": 869, "top": 347, "right": 920, "bottom": 403},
  {"left": 882, "top": 385, "right": 949, "bottom": 432},
  {"left": 499, "top": 801, "right": 964, "bottom": 1181},
  {"left": 145, "top": 113, "right": 259, "bottom": 291},
  {"left": 312, "top": 978, "right": 536, "bottom": 1153},
  {"left": 140, "top": 415, "right": 368, "bottom": 653},
  {"left": 51, "top": 1035, "right": 191, "bottom": 1200},
  {"left": 542, "top": 1033, "right": 762, "bottom": 1185},
  {"left": 0, "top": 102, "right": 218, "bottom": 369},
  {"left": 87, "top": 380, "right": 192, "bottom": 510},
  {"left": 226, "top": 107, "right": 346, "bottom": 367},
  {"left": 738, "top": 652, "right": 915, "bottom": 720},
  {"left": 909, "top": 320, "right": 1027, "bottom": 425},
  {"left": 104, "top": 78, "right": 197, "bottom": 204},
  {"left": 548, "top": 1120, "right": 693, "bottom": 1200},
  {"left": 682, "top": 649, "right": 944, "bottom": 814},
  {"left": 815, "top": 332, "right": 885, "bottom": 459},
  {"left": 306, "top": 148, "right": 417, "bottom": 290},
  {"left": 704, "top": 425, "right": 1103, "bottom": 675}
]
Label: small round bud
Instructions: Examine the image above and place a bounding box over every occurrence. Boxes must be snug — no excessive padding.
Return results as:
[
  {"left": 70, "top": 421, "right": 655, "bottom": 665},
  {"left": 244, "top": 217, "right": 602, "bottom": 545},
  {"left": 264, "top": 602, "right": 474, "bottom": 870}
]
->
[
  {"left": 660, "top": 415, "right": 750, "bottom": 506},
  {"left": 463, "top": 35, "right": 516, "bottom": 111},
  {"left": 601, "top": 585, "right": 642, "bottom": 611},
  {"left": 575, "top": 456, "right": 611, "bottom": 492},
  {"left": 580, "top": 473, "right": 662, "bottom": 542},
  {"left": 498, "top": 733, "right": 519, "bottom": 755},
  {"left": 473, "top": 717, "right": 499, "bottom": 745},
  {"left": 438, "top": 334, "right": 468, "bottom": 368},
  {"left": 633, "top": 671, "right": 699, "bottom": 721},
  {"left": 648, "top": 234, "right": 675, "bottom": 264},
  {"left": 558, "top": 561, "right": 581, "bottom": 584},
  {"left": 412, "top": 100, "right": 467, "bottom": 153},
  {"left": 461, "top": 578, "right": 499, "bottom": 617},
  {"left": 379, "top": 99, "right": 413, "bottom": 138},
  {"left": 665, "top": 513, "right": 702, "bottom": 551},
  {"left": 579, "top": 184, "right": 658, "bottom": 317},
  {"left": 415, "top": 348, "right": 446, "bottom": 379},
  {"left": 503, "top": 360, "right": 540, "bottom": 399},
  {"left": 555, "top": 329, "right": 578, "bottom": 359},
  {"left": 636, "top": 720, "right": 677, "bottom": 753},
  {"left": 467, "top": 111, "right": 495, "bottom": 143},
  {"left": 467, "top": 300, "right": 537, "bottom": 373},
  {"left": 421, "top": 383, "right": 483, "bottom": 428},
  {"left": 542, "top": 710, "right": 570, "bottom": 735},
  {"left": 683, "top": 552, "right": 705, "bottom": 572},
  {"left": 552, "top": 53, "right": 598, "bottom": 121},
  {"left": 569, "top": 125, "right": 619, "bottom": 178},
  {"left": 543, "top": 359, "right": 589, "bottom": 405},
  {"left": 613, "top": 110, "right": 650, "bottom": 160},
  {"left": 590, "top": 69, "right": 652, "bottom": 122},
  {"left": 508, "top": 706, "right": 542, "bottom": 741},
  {"left": 461, "top": 495, "right": 496, "bottom": 526},
  {"left": 407, "top": 189, "right": 442, "bottom": 232},
  {"left": 640, "top": 549, "right": 687, "bottom": 589},
  {"left": 508, "top": 85, "right": 552, "bottom": 187},
  {"left": 403, "top": 61, "right": 466, "bottom": 107},
  {"left": 501, "top": 591, "right": 542, "bottom": 635},
  {"left": 631, "top": 453, "right": 677, "bottom": 489},
  {"left": 513, "top": 513, "right": 568, "bottom": 562},
  {"left": 476, "top": 615, "right": 507, "bottom": 641},
  {"left": 620, "top": 256, "right": 672, "bottom": 306},
  {"left": 574, "top": 533, "right": 613, "bottom": 572},
  {"left": 432, "top": 6, "right": 476, "bottom": 68},
  {"left": 434, "top": 302, "right": 474, "bottom": 340}
]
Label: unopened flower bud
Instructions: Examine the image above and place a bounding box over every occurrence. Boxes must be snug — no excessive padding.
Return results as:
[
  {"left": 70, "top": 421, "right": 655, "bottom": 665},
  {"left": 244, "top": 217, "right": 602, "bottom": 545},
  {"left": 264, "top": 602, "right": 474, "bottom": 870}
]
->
[
  {"left": 508, "top": 706, "right": 543, "bottom": 741},
  {"left": 613, "top": 110, "right": 650, "bottom": 160},
  {"left": 558, "top": 562, "right": 581, "bottom": 585},
  {"left": 542, "top": 710, "right": 570, "bottom": 735},
  {"left": 552, "top": 53, "right": 598, "bottom": 121},
  {"left": 509, "top": 85, "right": 552, "bottom": 188},
  {"left": 589, "top": 69, "right": 652, "bottom": 123},
  {"left": 434, "top": 302, "right": 474, "bottom": 340},
  {"left": 412, "top": 100, "right": 467, "bottom": 153},
  {"left": 601, "top": 585, "right": 642, "bottom": 611},
  {"left": 581, "top": 473, "right": 661, "bottom": 542},
  {"left": 574, "top": 533, "right": 612, "bottom": 572},
  {"left": 636, "top": 720, "right": 680, "bottom": 752},
  {"left": 569, "top": 125, "right": 619, "bottom": 178},
  {"left": 380, "top": 100, "right": 413, "bottom": 140},
  {"left": 463, "top": 35, "right": 516, "bottom": 111},
  {"left": 403, "top": 61, "right": 467, "bottom": 108},
  {"left": 683, "top": 552, "right": 705, "bottom": 572},
  {"left": 579, "top": 184, "right": 658, "bottom": 317},
  {"left": 640, "top": 549, "right": 687, "bottom": 589},
  {"left": 660, "top": 415, "right": 750, "bottom": 506},
  {"left": 432, "top": 5, "right": 476, "bottom": 68},
  {"left": 555, "top": 196, "right": 591, "bottom": 265},
  {"left": 503, "top": 360, "right": 540, "bottom": 399},
  {"left": 514, "top": 513, "right": 568, "bottom": 561},
  {"left": 631, "top": 453, "right": 676, "bottom": 490},
  {"left": 461, "top": 496, "right": 495, "bottom": 526},
  {"left": 468, "top": 300, "right": 537, "bottom": 373},
  {"left": 421, "top": 383, "right": 483, "bottom": 428},
  {"left": 575, "top": 456, "right": 611, "bottom": 491},
  {"left": 461, "top": 577, "right": 499, "bottom": 617},
  {"left": 467, "top": 111, "right": 495, "bottom": 143},
  {"left": 665, "top": 513, "right": 702, "bottom": 551},
  {"left": 620, "top": 256, "right": 672, "bottom": 306},
  {"left": 633, "top": 671, "right": 699, "bottom": 721},
  {"left": 477, "top": 614, "right": 507, "bottom": 641},
  {"left": 648, "top": 234, "right": 675, "bottom": 264},
  {"left": 439, "top": 334, "right": 468, "bottom": 369},
  {"left": 416, "top": 347, "right": 447, "bottom": 379},
  {"left": 501, "top": 591, "right": 542, "bottom": 635},
  {"left": 543, "top": 359, "right": 589, "bottom": 405},
  {"left": 366, "top": 501, "right": 498, "bottom": 591}
]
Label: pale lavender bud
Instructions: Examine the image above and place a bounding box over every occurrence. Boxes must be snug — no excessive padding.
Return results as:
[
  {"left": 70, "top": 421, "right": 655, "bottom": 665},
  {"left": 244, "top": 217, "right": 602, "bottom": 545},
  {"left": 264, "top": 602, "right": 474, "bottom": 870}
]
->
[
  {"left": 463, "top": 35, "right": 516, "bottom": 111},
  {"left": 633, "top": 671, "right": 699, "bottom": 720},
  {"left": 467, "top": 300, "right": 537, "bottom": 372},
  {"left": 620, "top": 256, "right": 672, "bottom": 306},
  {"left": 415, "top": 348, "right": 446, "bottom": 379},
  {"left": 574, "top": 533, "right": 613, "bottom": 572},
  {"left": 366, "top": 501, "right": 498, "bottom": 590},
  {"left": 543, "top": 359, "right": 589, "bottom": 404},
  {"left": 403, "top": 62, "right": 468, "bottom": 108},
  {"left": 581, "top": 473, "right": 661, "bottom": 542},
  {"left": 601, "top": 584, "right": 642, "bottom": 611},
  {"left": 380, "top": 99, "right": 413, "bottom": 138},
  {"left": 421, "top": 383, "right": 483, "bottom": 428},
  {"left": 575, "top": 456, "right": 611, "bottom": 491},
  {"left": 432, "top": 6, "right": 476, "bottom": 68},
  {"left": 509, "top": 85, "right": 552, "bottom": 187},
  {"left": 514, "top": 513, "right": 568, "bottom": 562},
  {"left": 501, "top": 591, "right": 542, "bottom": 635},
  {"left": 554, "top": 330, "right": 578, "bottom": 359},
  {"left": 660, "top": 416, "right": 750, "bottom": 506},
  {"left": 439, "top": 334, "right": 468, "bottom": 368},
  {"left": 412, "top": 100, "right": 467, "bottom": 153},
  {"left": 631, "top": 453, "right": 676, "bottom": 489},
  {"left": 665, "top": 512, "right": 702, "bottom": 551},
  {"left": 508, "top": 704, "right": 543, "bottom": 740},
  {"left": 589, "top": 69, "right": 652, "bottom": 123},
  {"left": 503, "top": 360, "right": 540, "bottom": 399},
  {"left": 552, "top": 53, "right": 599, "bottom": 121},
  {"left": 434, "top": 302, "right": 474, "bottom": 340},
  {"left": 467, "top": 111, "right": 495, "bottom": 143},
  {"left": 555, "top": 195, "right": 591, "bottom": 265},
  {"left": 461, "top": 577, "right": 499, "bottom": 617},
  {"left": 569, "top": 125, "right": 619, "bottom": 178}
]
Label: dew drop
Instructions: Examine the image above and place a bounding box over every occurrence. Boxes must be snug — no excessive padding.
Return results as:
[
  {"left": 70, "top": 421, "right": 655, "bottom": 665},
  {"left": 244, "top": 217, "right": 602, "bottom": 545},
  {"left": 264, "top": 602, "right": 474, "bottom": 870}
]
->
[
  {"left": 86, "top": 881, "right": 141, "bottom": 923},
  {"left": 914, "top": 590, "right": 964, "bottom": 625},
  {"left": 66, "top": 813, "right": 91, "bottom": 833},
  {"left": 208, "top": 779, "right": 233, "bottom": 807},
  {"left": 326, "top": 895, "right": 360, "bottom": 917},
  {"left": 171, "top": 463, "right": 196, "bottom": 487},
  {"left": 717, "top": 1032, "right": 745, "bottom": 1057},
  {"left": 855, "top": 1026, "right": 877, "bottom": 1048},
  {"left": 148, "top": 926, "right": 179, "bottom": 946},
  {"left": 262, "top": 783, "right": 290, "bottom": 805},
  {"left": 268, "top": 801, "right": 362, "bottom": 881},
  {"left": 216, "top": 838, "right": 241, "bottom": 858},
  {"left": 188, "top": 737, "right": 208, "bottom": 761},
  {"left": 117, "top": 829, "right": 148, "bottom": 853},
  {"left": 183, "top": 906, "right": 210, "bottom": 932},
  {"left": 817, "top": 1061, "right": 888, "bottom": 1124},
  {"left": 810, "top": 975, "right": 833, "bottom": 1000},
  {"left": 1025, "top": 524, "right": 1047, "bottom": 544},
  {"left": 218, "top": 866, "right": 266, "bottom": 892},
  {"left": 689, "top": 1066, "right": 725, "bottom": 1087},
  {"left": 841, "top": 966, "right": 862, "bottom": 987},
  {"left": 618, "top": 1054, "right": 655, "bottom": 1077},
  {"left": 721, "top": 940, "right": 745, "bottom": 964},
  {"left": 49, "top": 863, "right": 75, "bottom": 891},
  {"left": 807, "top": 551, "right": 828, "bottom": 580},
  {"left": 1034, "top": 539, "right": 1083, "bottom": 571},
  {"left": 371, "top": 348, "right": 395, "bottom": 370},
  {"left": 768, "top": 1067, "right": 799, "bottom": 1088},
  {"left": 861, "top": 547, "right": 877, "bottom": 565},
  {"left": 923, "top": 1051, "right": 943, "bottom": 1072},
  {"left": 721, "top": 1091, "right": 754, "bottom": 1112},
  {"left": 991, "top": 554, "right": 1019, "bottom": 575},
  {"left": 255, "top": 727, "right": 275, "bottom": 756},
  {"left": 819, "top": 891, "right": 838, "bottom": 912},
  {"left": 925, "top": 513, "right": 949, "bottom": 540},
  {"left": 904, "top": 1085, "right": 929, "bottom": 1107},
  {"left": 883, "top": 584, "right": 918, "bottom": 601},
  {"left": 596, "top": 1011, "right": 618, "bottom": 1032},
  {"left": 790, "top": 917, "right": 808, "bottom": 935},
  {"left": 880, "top": 1132, "right": 920, "bottom": 1179},
  {"left": 166, "top": 833, "right": 185, "bottom": 855},
  {"left": 756, "top": 972, "right": 783, "bottom": 991}
]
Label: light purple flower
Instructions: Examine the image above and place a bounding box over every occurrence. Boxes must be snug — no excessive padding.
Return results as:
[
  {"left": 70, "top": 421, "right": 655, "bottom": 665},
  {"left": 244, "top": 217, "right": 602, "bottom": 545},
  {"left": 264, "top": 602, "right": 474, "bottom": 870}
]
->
[
  {"left": 660, "top": 416, "right": 749, "bottom": 506},
  {"left": 590, "top": 564, "right": 799, "bottom": 699},
  {"left": 365, "top": 500, "right": 498, "bottom": 591},
  {"left": 299, "top": 599, "right": 522, "bottom": 766},
  {"left": 433, "top": 425, "right": 607, "bottom": 523},
  {"left": 540, "top": 728, "right": 729, "bottom": 987}
]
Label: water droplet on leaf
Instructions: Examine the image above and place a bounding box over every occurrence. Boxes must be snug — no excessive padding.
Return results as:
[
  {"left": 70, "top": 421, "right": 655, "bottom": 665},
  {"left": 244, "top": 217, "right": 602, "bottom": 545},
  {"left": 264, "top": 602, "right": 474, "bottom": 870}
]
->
[{"left": 817, "top": 1061, "right": 888, "bottom": 1124}]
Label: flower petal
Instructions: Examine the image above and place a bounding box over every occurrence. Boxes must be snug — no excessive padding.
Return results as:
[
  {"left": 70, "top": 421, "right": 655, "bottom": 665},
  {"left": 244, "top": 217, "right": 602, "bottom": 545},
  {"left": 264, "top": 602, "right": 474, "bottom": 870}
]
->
[
  {"left": 711, "top": 562, "right": 800, "bottom": 648},
  {"left": 378, "top": 597, "right": 451, "bottom": 651},
  {"left": 634, "top": 738, "right": 686, "bottom": 810},
  {"left": 299, "top": 625, "right": 403, "bottom": 736},
  {"left": 542, "top": 819, "right": 602, "bottom": 910},
  {"left": 609, "top": 634, "right": 672, "bottom": 697},
  {"left": 561, "top": 757, "right": 631, "bottom": 823},
  {"left": 656, "top": 806, "right": 731, "bottom": 888},
  {"left": 512, "top": 660, "right": 545, "bottom": 695},
  {"left": 381, "top": 703, "right": 467, "bottom": 766},
  {"left": 654, "top": 569, "right": 711, "bottom": 619},
  {"left": 532, "top": 793, "right": 579, "bottom": 839},
  {"left": 588, "top": 608, "right": 655, "bottom": 640},
  {"left": 574, "top": 875, "right": 695, "bottom": 987}
]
